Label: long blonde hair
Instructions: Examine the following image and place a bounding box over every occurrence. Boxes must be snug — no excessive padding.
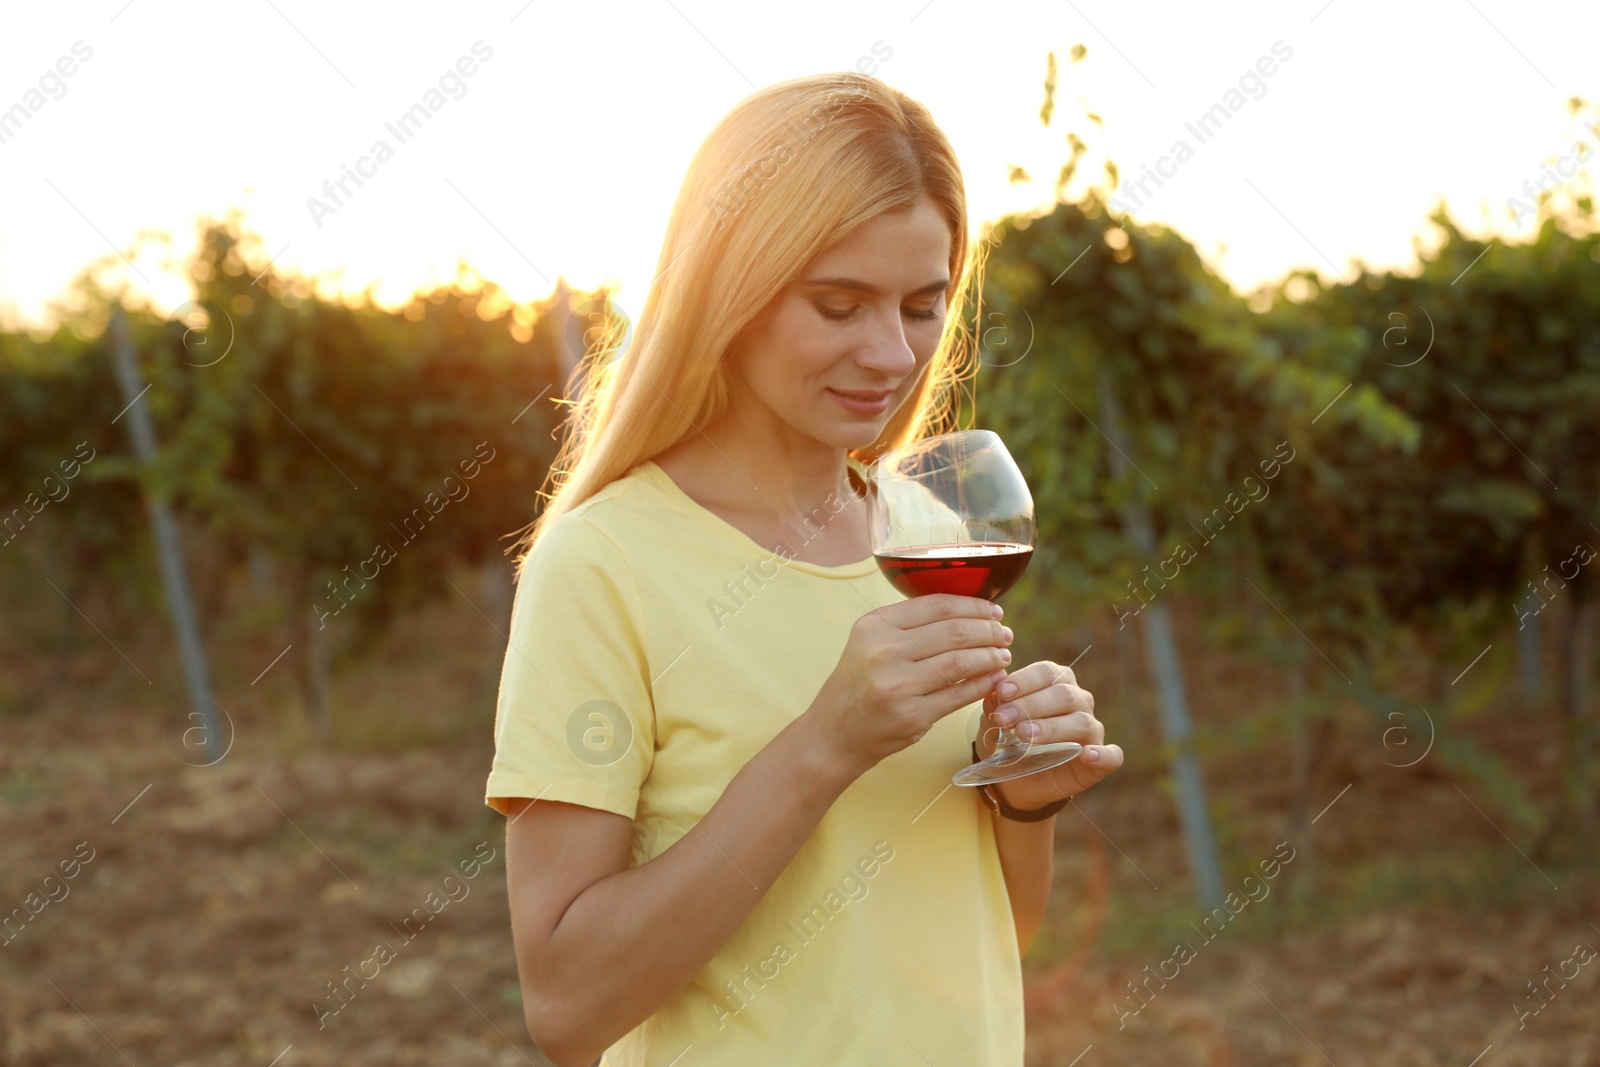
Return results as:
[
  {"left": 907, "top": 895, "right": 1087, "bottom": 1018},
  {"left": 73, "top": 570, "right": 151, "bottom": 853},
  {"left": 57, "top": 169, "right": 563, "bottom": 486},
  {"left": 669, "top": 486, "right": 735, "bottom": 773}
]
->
[{"left": 509, "top": 71, "right": 985, "bottom": 574}]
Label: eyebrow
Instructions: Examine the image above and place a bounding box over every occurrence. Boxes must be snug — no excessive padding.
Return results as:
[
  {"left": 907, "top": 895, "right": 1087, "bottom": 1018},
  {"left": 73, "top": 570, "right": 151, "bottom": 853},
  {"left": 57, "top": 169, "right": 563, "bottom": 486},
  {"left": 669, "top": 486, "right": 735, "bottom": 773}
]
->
[{"left": 800, "top": 275, "right": 950, "bottom": 297}]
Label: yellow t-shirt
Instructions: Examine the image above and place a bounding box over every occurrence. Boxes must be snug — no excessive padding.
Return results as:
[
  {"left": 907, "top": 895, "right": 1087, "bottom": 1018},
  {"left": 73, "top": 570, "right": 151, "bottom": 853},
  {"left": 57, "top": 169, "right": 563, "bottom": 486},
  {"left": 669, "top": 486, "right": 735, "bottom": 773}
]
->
[{"left": 485, "top": 457, "right": 1023, "bottom": 1066}]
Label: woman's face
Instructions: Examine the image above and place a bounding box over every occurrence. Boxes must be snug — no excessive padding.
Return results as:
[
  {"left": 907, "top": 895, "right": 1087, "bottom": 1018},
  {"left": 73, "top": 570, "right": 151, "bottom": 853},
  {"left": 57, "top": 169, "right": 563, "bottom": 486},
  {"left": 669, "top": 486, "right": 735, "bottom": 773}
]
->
[{"left": 728, "top": 193, "right": 953, "bottom": 451}]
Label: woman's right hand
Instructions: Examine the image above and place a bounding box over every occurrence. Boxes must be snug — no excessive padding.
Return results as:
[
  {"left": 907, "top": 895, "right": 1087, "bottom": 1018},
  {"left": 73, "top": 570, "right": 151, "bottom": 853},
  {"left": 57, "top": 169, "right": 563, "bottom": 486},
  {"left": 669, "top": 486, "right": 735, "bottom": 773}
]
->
[{"left": 807, "top": 593, "right": 1013, "bottom": 779}]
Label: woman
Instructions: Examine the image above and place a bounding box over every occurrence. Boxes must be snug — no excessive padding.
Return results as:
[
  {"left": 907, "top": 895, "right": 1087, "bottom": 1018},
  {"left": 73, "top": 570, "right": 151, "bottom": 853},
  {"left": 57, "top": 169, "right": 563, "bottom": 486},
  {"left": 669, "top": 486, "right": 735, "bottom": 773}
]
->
[{"left": 485, "top": 71, "right": 1122, "bottom": 1066}]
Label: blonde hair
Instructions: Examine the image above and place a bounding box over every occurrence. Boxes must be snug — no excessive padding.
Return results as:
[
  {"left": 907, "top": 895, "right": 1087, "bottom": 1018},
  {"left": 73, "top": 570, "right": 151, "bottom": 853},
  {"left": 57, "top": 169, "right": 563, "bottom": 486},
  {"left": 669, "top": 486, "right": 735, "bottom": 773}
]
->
[{"left": 509, "top": 71, "right": 984, "bottom": 574}]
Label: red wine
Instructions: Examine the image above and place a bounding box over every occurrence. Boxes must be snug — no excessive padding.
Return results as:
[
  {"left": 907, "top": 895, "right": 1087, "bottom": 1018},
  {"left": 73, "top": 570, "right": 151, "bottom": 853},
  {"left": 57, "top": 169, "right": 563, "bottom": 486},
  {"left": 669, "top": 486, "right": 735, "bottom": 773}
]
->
[{"left": 874, "top": 542, "right": 1033, "bottom": 601}]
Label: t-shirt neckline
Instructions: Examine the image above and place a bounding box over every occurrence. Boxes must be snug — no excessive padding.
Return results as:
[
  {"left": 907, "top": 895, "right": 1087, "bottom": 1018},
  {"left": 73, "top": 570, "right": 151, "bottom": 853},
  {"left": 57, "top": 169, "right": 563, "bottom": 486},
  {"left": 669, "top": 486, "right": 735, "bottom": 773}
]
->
[{"left": 638, "top": 458, "right": 880, "bottom": 579}]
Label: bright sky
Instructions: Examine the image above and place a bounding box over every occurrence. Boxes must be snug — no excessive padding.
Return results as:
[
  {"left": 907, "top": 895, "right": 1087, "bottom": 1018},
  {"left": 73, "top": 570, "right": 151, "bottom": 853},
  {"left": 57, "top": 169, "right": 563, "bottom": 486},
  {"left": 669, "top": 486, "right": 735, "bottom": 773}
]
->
[{"left": 1, "top": 0, "right": 1595, "bottom": 331}]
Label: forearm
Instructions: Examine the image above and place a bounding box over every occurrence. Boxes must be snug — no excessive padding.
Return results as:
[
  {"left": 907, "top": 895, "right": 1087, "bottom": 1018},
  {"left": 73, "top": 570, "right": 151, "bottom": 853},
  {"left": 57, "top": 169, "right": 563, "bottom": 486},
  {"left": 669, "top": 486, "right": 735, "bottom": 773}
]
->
[
  {"left": 535, "top": 711, "right": 856, "bottom": 1061},
  {"left": 989, "top": 808, "right": 1055, "bottom": 954}
]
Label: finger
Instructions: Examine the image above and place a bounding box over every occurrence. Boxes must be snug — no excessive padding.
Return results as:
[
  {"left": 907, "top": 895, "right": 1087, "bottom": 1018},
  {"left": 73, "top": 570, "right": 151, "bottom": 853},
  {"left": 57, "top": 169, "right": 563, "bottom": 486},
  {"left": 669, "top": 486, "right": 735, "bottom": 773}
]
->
[
  {"left": 909, "top": 614, "right": 1012, "bottom": 661},
  {"left": 1044, "top": 743, "right": 1124, "bottom": 798},
  {"left": 1011, "top": 709, "right": 1104, "bottom": 747},
  {"left": 993, "top": 660, "right": 1076, "bottom": 703},
  {"left": 1047, "top": 662, "right": 1079, "bottom": 687},
  {"left": 914, "top": 644, "right": 1012, "bottom": 695},
  {"left": 974, "top": 719, "right": 1007, "bottom": 758},
  {"left": 881, "top": 592, "right": 1004, "bottom": 631},
  {"left": 991, "top": 661, "right": 1054, "bottom": 701},
  {"left": 992, "top": 682, "right": 1094, "bottom": 729},
  {"left": 1078, "top": 743, "right": 1124, "bottom": 779},
  {"left": 928, "top": 667, "right": 1010, "bottom": 719}
]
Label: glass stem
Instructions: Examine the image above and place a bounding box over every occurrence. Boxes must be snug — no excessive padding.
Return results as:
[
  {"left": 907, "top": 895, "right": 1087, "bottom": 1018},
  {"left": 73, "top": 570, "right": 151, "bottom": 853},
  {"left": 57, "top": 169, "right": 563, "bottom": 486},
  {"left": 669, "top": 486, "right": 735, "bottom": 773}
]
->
[{"left": 993, "top": 724, "right": 1026, "bottom": 754}]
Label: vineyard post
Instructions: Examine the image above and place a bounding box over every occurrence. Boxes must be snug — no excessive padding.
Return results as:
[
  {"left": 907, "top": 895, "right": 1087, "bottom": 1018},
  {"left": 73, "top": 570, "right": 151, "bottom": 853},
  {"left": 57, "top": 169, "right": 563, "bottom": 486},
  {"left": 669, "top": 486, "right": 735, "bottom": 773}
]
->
[{"left": 108, "top": 307, "right": 225, "bottom": 766}]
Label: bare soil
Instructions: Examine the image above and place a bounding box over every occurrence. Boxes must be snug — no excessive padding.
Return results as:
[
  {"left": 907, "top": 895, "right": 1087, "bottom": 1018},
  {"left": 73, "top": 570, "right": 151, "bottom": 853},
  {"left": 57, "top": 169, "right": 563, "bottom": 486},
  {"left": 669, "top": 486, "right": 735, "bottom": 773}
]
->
[{"left": 2, "top": 583, "right": 1596, "bottom": 1066}]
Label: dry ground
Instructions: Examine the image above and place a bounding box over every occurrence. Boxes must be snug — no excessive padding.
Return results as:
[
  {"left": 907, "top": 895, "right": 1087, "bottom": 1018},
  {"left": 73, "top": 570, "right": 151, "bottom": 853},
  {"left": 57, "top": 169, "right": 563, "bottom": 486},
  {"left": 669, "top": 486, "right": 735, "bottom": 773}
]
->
[{"left": 2, "top": 573, "right": 1596, "bottom": 1066}]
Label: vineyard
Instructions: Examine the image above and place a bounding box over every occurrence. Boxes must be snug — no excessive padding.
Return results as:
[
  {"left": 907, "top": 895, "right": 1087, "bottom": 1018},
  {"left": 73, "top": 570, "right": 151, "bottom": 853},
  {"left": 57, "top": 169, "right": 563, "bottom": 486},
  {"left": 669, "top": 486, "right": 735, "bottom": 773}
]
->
[{"left": 3, "top": 68, "right": 1600, "bottom": 1066}]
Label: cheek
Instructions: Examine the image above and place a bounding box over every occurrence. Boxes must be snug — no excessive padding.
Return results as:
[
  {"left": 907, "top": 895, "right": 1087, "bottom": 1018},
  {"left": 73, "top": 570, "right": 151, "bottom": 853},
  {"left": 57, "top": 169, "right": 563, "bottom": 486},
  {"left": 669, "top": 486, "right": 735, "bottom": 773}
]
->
[
  {"left": 902, "top": 335, "right": 939, "bottom": 386},
  {"left": 745, "top": 307, "right": 841, "bottom": 390}
]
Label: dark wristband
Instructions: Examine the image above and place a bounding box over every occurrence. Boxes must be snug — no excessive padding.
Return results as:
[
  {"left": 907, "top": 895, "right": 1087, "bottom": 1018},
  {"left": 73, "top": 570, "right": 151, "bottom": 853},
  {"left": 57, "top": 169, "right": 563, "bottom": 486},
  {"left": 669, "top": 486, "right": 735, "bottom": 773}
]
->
[{"left": 971, "top": 741, "right": 1072, "bottom": 821}]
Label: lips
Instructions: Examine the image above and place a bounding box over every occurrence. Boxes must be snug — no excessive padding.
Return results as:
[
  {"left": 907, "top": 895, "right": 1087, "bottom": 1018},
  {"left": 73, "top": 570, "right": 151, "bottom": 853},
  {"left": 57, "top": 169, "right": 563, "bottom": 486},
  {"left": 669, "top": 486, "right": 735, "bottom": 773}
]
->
[{"left": 829, "top": 388, "right": 893, "bottom": 402}]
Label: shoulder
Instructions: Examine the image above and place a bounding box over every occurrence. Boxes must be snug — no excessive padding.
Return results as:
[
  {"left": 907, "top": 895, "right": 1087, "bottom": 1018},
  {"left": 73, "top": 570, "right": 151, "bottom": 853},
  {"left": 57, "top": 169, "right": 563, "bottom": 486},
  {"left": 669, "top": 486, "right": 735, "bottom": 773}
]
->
[
  {"left": 511, "top": 489, "right": 651, "bottom": 641},
  {"left": 518, "top": 464, "right": 669, "bottom": 593}
]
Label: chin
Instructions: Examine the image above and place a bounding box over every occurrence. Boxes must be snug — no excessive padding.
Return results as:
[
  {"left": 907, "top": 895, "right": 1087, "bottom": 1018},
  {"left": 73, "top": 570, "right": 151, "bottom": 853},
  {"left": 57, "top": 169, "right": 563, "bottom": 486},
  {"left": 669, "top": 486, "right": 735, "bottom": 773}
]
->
[
  {"left": 822, "top": 413, "right": 890, "bottom": 447},
  {"left": 792, "top": 394, "right": 900, "bottom": 451},
  {"left": 810, "top": 428, "right": 870, "bottom": 451}
]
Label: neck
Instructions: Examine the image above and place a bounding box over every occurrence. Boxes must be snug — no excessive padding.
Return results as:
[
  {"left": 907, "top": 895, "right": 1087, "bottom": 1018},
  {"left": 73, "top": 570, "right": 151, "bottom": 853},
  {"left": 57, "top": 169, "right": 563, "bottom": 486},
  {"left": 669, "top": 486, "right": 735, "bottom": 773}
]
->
[
  {"left": 716, "top": 434, "right": 860, "bottom": 516},
  {"left": 656, "top": 417, "right": 867, "bottom": 525}
]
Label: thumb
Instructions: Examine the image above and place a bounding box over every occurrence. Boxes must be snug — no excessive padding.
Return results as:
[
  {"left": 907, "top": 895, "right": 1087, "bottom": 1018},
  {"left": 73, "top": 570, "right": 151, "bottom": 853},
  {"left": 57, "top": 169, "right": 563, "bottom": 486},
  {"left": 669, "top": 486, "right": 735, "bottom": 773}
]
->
[
  {"left": 1073, "top": 743, "right": 1124, "bottom": 785},
  {"left": 974, "top": 719, "right": 1008, "bottom": 761}
]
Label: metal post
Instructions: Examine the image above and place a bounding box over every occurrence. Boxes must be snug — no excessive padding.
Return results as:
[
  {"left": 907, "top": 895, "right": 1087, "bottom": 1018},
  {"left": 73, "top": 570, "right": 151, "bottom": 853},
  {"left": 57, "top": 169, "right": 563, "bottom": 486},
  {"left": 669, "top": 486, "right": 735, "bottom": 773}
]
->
[{"left": 108, "top": 307, "right": 225, "bottom": 766}]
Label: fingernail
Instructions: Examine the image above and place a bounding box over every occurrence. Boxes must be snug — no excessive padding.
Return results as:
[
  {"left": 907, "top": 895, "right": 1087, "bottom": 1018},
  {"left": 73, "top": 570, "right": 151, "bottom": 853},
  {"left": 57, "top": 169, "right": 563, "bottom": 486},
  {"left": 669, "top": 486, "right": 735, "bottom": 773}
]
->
[
  {"left": 1020, "top": 720, "right": 1039, "bottom": 738},
  {"left": 999, "top": 649, "right": 1011, "bottom": 664},
  {"left": 1001, "top": 626, "right": 1014, "bottom": 644},
  {"left": 1084, "top": 745, "right": 1101, "bottom": 762},
  {"left": 998, "top": 682, "right": 1017, "bottom": 698},
  {"left": 990, "top": 604, "right": 1004, "bottom": 619},
  {"left": 995, "top": 704, "right": 1018, "bottom": 724}
]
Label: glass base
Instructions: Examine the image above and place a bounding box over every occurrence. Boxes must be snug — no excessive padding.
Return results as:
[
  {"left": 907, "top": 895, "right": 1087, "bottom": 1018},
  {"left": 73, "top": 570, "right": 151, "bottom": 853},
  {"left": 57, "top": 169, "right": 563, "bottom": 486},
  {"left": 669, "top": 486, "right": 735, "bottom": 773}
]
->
[{"left": 952, "top": 741, "right": 1083, "bottom": 787}]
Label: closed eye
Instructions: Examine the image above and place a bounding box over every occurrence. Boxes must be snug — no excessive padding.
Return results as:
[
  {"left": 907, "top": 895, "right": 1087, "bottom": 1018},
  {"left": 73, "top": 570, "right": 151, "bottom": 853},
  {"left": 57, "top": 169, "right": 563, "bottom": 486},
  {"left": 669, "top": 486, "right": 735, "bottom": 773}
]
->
[{"left": 816, "top": 304, "right": 942, "bottom": 322}]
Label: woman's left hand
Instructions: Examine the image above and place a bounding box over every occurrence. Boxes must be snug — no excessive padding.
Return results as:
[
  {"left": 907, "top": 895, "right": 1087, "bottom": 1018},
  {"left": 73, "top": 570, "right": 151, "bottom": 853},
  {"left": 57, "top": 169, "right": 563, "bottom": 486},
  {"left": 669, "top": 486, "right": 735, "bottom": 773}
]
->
[{"left": 975, "top": 659, "right": 1123, "bottom": 813}]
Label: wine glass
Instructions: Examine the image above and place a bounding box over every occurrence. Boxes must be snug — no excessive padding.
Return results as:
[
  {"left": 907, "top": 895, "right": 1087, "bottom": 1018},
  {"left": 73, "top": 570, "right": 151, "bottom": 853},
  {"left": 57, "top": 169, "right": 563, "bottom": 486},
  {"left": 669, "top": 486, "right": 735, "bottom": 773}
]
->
[{"left": 866, "top": 429, "right": 1082, "bottom": 787}]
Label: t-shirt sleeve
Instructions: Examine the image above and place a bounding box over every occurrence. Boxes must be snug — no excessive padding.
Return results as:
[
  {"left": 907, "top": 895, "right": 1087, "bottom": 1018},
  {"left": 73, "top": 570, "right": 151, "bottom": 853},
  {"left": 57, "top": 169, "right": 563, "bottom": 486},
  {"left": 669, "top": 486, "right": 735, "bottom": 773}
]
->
[{"left": 484, "top": 514, "right": 655, "bottom": 819}]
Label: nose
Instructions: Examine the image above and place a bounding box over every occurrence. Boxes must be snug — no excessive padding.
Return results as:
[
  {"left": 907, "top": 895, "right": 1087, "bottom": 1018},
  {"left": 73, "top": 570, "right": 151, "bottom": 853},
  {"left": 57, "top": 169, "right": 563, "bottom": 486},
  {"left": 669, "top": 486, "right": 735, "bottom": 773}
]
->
[{"left": 855, "top": 307, "right": 919, "bottom": 379}]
